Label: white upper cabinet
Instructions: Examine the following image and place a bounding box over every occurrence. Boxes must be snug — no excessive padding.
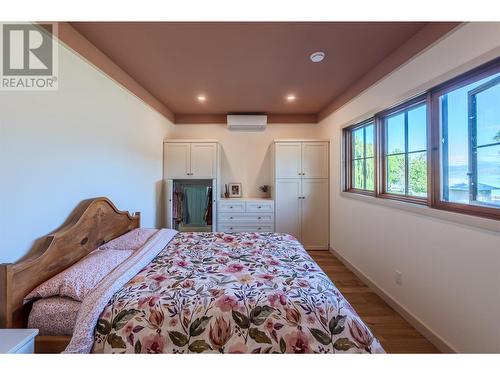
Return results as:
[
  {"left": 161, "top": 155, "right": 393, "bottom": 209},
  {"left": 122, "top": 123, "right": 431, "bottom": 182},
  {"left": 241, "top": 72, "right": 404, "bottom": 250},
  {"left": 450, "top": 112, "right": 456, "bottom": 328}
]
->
[
  {"left": 164, "top": 141, "right": 218, "bottom": 179},
  {"left": 190, "top": 143, "right": 217, "bottom": 178},
  {"left": 275, "top": 143, "right": 302, "bottom": 178},
  {"left": 165, "top": 143, "right": 190, "bottom": 178},
  {"left": 302, "top": 142, "right": 329, "bottom": 178},
  {"left": 275, "top": 141, "right": 329, "bottom": 178}
]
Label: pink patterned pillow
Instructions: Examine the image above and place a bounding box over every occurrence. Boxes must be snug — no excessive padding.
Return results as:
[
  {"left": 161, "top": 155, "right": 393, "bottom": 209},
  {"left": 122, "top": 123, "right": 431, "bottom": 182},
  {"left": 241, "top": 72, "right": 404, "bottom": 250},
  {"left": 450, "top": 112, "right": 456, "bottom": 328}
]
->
[
  {"left": 25, "top": 249, "right": 133, "bottom": 302},
  {"left": 99, "top": 228, "right": 158, "bottom": 251}
]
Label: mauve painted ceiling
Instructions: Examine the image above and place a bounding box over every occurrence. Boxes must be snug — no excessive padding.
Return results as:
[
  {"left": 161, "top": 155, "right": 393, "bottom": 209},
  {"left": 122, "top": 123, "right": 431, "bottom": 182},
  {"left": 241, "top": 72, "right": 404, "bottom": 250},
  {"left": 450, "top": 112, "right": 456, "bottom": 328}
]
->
[{"left": 70, "top": 22, "right": 427, "bottom": 115}]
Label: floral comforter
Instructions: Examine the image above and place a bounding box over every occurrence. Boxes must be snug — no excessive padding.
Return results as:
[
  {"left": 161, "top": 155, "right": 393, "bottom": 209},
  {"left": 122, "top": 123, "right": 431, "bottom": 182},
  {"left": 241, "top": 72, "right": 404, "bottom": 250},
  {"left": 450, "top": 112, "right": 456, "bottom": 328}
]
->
[{"left": 92, "top": 232, "right": 384, "bottom": 354}]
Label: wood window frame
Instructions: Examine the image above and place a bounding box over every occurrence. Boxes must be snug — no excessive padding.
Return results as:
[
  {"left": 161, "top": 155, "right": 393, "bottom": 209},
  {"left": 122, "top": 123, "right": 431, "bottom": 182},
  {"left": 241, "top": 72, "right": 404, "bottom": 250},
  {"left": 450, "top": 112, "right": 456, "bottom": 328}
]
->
[
  {"left": 376, "top": 94, "right": 430, "bottom": 205},
  {"left": 343, "top": 119, "right": 377, "bottom": 196},
  {"left": 342, "top": 57, "right": 500, "bottom": 221},
  {"left": 429, "top": 58, "right": 500, "bottom": 220}
]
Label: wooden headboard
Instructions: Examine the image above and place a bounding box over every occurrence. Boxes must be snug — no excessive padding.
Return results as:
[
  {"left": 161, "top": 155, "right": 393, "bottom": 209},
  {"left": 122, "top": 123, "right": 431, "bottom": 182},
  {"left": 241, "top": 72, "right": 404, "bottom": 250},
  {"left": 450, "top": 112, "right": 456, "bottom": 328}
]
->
[{"left": 0, "top": 197, "right": 140, "bottom": 328}]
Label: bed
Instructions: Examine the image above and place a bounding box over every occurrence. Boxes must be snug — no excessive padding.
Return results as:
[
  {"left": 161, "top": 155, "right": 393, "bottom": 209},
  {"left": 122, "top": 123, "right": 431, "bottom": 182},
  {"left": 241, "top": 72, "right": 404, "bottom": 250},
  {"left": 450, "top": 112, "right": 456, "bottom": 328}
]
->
[{"left": 0, "top": 198, "right": 384, "bottom": 354}]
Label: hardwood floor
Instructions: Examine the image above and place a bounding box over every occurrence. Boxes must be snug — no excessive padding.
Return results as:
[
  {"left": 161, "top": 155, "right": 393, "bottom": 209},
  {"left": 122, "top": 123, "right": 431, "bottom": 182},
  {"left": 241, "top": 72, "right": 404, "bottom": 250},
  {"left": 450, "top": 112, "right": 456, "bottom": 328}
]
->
[{"left": 308, "top": 250, "right": 440, "bottom": 354}]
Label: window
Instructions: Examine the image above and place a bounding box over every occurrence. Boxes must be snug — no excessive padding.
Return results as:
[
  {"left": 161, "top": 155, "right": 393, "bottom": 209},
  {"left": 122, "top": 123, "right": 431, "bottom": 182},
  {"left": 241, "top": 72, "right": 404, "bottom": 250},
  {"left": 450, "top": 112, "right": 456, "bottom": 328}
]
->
[
  {"left": 433, "top": 64, "right": 500, "bottom": 218},
  {"left": 344, "top": 121, "right": 375, "bottom": 193},
  {"left": 342, "top": 57, "right": 500, "bottom": 220},
  {"left": 380, "top": 97, "right": 428, "bottom": 201}
]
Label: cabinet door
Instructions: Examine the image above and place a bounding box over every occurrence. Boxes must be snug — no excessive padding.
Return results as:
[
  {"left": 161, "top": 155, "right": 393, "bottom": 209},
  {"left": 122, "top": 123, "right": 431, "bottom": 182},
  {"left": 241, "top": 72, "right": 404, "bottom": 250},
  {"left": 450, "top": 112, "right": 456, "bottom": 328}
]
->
[
  {"left": 165, "top": 179, "right": 173, "bottom": 229},
  {"left": 275, "top": 179, "right": 302, "bottom": 240},
  {"left": 301, "top": 179, "right": 329, "bottom": 250},
  {"left": 302, "top": 142, "right": 329, "bottom": 178},
  {"left": 164, "top": 143, "right": 190, "bottom": 179},
  {"left": 211, "top": 179, "right": 217, "bottom": 230},
  {"left": 275, "top": 143, "right": 302, "bottom": 178},
  {"left": 191, "top": 143, "right": 217, "bottom": 178}
]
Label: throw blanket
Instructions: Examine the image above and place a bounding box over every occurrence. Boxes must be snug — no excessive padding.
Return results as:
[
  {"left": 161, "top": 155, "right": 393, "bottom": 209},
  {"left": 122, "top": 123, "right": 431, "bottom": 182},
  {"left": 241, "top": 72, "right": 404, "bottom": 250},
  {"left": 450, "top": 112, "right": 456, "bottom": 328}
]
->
[
  {"left": 89, "top": 232, "right": 384, "bottom": 354},
  {"left": 63, "top": 229, "right": 178, "bottom": 353}
]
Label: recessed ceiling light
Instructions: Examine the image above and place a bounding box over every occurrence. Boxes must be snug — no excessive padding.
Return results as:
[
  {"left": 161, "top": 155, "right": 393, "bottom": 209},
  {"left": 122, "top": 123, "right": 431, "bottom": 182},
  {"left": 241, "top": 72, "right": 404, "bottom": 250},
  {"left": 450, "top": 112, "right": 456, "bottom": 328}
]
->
[
  {"left": 197, "top": 95, "right": 206, "bottom": 102},
  {"left": 286, "top": 94, "right": 296, "bottom": 102},
  {"left": 310, "top": 51, "right": 325, "bottom": 63}
]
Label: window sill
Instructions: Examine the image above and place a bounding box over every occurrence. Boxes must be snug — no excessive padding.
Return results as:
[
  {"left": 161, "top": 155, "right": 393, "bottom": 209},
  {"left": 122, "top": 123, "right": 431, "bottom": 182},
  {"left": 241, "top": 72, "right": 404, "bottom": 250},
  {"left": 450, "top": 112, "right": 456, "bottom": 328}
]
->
[{"left": 340, "top": 191, "right": 500, "bottom": 233}]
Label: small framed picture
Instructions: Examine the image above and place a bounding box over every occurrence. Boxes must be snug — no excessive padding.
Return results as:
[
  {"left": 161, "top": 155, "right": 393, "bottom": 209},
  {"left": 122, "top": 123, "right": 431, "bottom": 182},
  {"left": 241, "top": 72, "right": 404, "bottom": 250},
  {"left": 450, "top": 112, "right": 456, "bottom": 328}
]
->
[{"left": 228, "top": 183, "right": 242, "bottom": 198}]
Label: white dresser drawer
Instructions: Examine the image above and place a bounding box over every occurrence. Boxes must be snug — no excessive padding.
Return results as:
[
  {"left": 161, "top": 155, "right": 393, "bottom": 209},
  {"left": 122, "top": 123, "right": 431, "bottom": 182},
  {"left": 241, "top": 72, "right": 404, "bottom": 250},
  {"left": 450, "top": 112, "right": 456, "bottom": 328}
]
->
[
  {"left": 246, "top": 201, "right": 274, "bottom": 213},
  {"left": 218, "top": 224, "right": 274, "bottom": 233},
  {"left": 218, "top": 201, "right": 246, "bottom": 213},
  {"left": 218, "top": 213, "right": 274, "bottom": 223}
]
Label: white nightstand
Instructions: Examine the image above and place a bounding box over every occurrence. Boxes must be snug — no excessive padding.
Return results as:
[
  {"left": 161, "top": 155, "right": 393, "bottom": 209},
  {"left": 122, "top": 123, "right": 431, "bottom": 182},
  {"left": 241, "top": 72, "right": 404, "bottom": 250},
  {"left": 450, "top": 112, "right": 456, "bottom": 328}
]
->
[{"left": 0, "top": 329, "right": 39, "bottom": 353}]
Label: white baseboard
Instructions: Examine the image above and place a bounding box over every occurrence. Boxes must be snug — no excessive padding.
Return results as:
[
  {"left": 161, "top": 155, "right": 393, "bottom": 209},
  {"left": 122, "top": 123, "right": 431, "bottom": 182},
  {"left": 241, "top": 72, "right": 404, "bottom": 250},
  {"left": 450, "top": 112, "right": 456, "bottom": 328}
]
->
[{"left": 329, "top": 247, "right": 458, "bottom": 353}]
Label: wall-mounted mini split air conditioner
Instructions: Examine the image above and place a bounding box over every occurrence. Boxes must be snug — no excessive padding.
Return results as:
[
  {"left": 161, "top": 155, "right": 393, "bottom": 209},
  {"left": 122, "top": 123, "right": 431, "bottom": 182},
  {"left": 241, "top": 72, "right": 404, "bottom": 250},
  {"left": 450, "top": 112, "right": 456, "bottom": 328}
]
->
[{"left": 227, "top": 114, "right": 267, "bottom": 131}]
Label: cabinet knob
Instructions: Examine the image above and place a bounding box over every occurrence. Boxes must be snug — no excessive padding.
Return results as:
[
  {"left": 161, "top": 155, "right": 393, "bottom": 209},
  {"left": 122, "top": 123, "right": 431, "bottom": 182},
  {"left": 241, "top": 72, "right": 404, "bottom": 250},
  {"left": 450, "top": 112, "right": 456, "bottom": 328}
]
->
[
  {"left": 258, "top": 206, "right": 262, "bottom": 209},
  {"left": 230, "top": 217, "right": 233, "bottom": 219},
  {"left": 258, "top": 227, "right": 262, "bottom": 230},
  {"left": 229, "top": 206, "right": 233, "bottom": 209},
  {"left": 258, "top": 216, "right": 262, "bottom": 220}
]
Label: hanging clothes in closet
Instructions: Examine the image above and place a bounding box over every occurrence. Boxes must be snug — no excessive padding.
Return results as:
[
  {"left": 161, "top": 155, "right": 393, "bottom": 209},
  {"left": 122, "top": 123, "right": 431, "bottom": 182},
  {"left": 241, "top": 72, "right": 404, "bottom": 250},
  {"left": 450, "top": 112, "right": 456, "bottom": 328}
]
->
[{"left": 183, "top": 185, "right": 209, "bottom": 226}]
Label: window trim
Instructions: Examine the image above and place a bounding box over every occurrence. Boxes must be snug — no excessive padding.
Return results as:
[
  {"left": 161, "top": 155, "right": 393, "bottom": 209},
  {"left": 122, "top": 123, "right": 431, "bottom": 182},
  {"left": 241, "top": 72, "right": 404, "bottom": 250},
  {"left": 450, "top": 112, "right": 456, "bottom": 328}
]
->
[
  {"left": 343, "top": 119, "right": 376, "bottom": 196},
  {"left": 342, "top": 57, "right": 500, "bottom": 221},
  {"left": 429, "top": 59, "right": 500, "bottom": 220},
  {"left": 377, "top": 94, "right": 429, "bottom": 205}
]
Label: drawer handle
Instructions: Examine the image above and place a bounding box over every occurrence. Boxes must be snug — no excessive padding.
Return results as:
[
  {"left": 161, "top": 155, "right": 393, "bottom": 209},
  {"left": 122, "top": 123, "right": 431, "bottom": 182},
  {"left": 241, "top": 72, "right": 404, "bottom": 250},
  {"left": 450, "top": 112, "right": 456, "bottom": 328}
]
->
[
  {"left": 258, "top": 217, "right": 262, "bottom": 220},
  {"left": 258, "top": 227, "right": 262, "bottom": 230},
  {"left": 230, "top": 217, "right": 233, "bottom": 220},
  {"left": 258, "top": 206, "right": 262, "bottom": 209},
  {"left": 229, "top": 206, "right": 233, "bottom": 209}
]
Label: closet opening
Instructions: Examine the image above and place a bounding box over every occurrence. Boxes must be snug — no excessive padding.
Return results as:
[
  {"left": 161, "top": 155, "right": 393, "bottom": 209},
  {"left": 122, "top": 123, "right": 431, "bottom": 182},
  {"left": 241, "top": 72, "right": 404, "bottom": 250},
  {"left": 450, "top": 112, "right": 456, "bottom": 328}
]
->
[{"left": 170, "top": 179, "right": 214, "bottom": 232}]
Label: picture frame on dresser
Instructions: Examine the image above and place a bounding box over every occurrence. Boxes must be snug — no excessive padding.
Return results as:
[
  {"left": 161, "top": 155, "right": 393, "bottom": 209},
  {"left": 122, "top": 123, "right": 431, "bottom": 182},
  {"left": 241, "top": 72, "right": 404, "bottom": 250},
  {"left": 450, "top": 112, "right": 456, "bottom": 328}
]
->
[{"left": 228, "top": 183, "right": 242, "bottom": 198}]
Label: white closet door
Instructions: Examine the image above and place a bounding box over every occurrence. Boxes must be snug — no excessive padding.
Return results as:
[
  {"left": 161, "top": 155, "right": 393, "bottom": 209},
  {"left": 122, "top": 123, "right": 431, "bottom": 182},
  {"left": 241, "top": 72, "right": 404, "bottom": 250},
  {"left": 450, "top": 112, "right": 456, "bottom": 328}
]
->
[
  {"left": 275, "top": 179, "right": 302, "bottom": 240},
  {"left": 165, "top": 143, "right": 190, "bottom": 179},
  {"left": 191, "top": 143, "right": 217, "bottom": 178},
  {"left": 165, "top": 179, "right": 174, "bottom": 229},
  {"left": 301, "top": 179, "right": 329, "bottom": 250},
  {"left": 302, "top": 142, "right": 329, "bottom": 179},
  {"left": 211, "top": 179, "right": 217, "bottom": 230},
  {"left": 275, "top": 143, "right": 302, "bottom": 178}
]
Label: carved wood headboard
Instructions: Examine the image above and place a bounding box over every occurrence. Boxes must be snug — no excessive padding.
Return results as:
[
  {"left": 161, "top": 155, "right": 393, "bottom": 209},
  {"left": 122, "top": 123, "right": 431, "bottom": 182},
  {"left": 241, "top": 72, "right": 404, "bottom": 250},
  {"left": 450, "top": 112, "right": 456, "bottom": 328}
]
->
[{"left": 0, "top": 197, "right": 140, "bottom": 328}]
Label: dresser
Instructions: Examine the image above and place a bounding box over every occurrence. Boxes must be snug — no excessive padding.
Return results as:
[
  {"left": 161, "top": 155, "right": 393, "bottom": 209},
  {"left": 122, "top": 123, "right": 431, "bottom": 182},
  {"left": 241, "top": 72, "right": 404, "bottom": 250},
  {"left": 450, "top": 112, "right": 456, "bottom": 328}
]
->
[{"left": 217, "top": 199, "right": 274, "bottom": 233}]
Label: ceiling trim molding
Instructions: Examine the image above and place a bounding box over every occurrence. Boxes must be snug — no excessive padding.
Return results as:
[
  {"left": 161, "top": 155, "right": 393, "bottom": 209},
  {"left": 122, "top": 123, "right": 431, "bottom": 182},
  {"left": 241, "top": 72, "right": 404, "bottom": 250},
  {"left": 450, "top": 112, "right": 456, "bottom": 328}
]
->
[
  {"left": 318, "top": 22, "right": 462, "bottom": 121},
  {"left": 42, "top": 22, "right": 461, "bottom": 126},
  {"left": 45, "top": 22, "right": 175, "bottom": 122},
  {"left": 175, "top": 113, "right": 318, "bottom": 124}
]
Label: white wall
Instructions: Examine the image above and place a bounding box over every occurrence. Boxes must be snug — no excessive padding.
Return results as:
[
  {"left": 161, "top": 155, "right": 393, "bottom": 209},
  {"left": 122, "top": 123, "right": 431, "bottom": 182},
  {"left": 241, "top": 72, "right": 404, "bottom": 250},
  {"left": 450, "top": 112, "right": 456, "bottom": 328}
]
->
[
  {"left": 0, "top": 40, "right": 174, "bottom": 263},
  {"left": 170, "top": 123, "right": 321, "bottom": 198},
  {"left": 318, "top": 22, "right": 500, "bottom": 353}
]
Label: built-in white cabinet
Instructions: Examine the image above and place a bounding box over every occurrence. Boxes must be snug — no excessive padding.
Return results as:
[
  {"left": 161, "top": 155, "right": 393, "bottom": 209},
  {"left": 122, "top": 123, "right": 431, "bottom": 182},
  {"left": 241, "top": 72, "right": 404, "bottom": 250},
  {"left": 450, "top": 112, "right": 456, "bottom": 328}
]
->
[
  {"left": 274, "top": 140, "right": 329, "bottom": 250},
  {"left": 164, "top": 141, "right": 218, "bottom": 179},
  {"left": 275, "top": 142, "right": 328, "bottom": 179}
]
